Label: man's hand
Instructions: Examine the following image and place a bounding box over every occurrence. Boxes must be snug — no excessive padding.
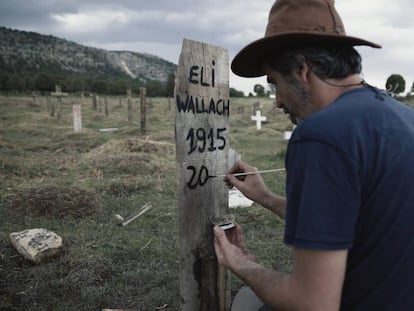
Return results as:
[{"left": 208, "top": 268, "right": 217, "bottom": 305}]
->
[
  {"left": 214, "top": 224, "right": 256, "bottom": 270},
  {"left": 215, "top": 223, "right": 347, "bottom": 311},
  {"left": 225, "top": 161, "right": 287, "bottom": 219},
  {"left": 224, "top": 161, "right": 273, "bottom": 206}
]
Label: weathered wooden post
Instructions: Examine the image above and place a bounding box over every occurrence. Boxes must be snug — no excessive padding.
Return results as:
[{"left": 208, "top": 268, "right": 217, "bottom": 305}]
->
[
  {"left": 46, "top": 95, "right": 51, "bottom": 114},
  {"left": 50, "top": 85, "right": 68, "bottom": 119},
  {"left": 31, "top": 91, "right": 37, "bottom": 105},
  {"left": 104, "top": 96, "right": 109, "bottom": 117},
  {"left": 252, "top": 101, "right": 260, "bottom": 113},
  {"left": 127, "top": 89, "right": 133, "bottom": 125},
  {"left": 92, "top": 95, "right": 98, "bottom": 111},
  {"left": 175, "top": 39, "right": 231, "bottom": 311},
  {"left": 72, "top": 103, "right": 82, "bottom": 133},
  {"left": 140, "top": 87, "right": 146, "bottom": 135}
]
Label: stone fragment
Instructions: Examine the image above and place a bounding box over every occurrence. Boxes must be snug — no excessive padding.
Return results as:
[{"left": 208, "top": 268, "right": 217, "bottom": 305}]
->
[
  {"left": 9, "top": 228, "right": 63, "bottom": 264},
  {"left": 229, "top": 188, "right": 254, "bottom": 208}
]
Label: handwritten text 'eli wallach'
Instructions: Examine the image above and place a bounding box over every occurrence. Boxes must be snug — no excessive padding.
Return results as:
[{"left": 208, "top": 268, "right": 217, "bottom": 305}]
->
[
  {"left": 176, "top": 61, "right": 228, "bottom": 115},
  {"left": 176, "top": 94, "right": 229, "bottom": 116}
]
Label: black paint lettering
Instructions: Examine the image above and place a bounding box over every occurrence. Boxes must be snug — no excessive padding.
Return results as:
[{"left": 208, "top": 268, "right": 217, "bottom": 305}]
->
[
  {"left": 189, "top": 66, "right": 199, "bottom": 84},
  {"left": 207, "top": 129, "right": 216, "bottom": 152},
  {"left": 186, "top": 128, "right": 196, "bottom": 155},
  {"left": 216, "top": 99, "right": 230, "bottom": 115},
  {"left": 196, "top": 128, "right": 206, "bottom": 152},
  {"left": 217, "top": 128, "right": 226, "bottom": 150},
  {"left": 188, "top": 95, "right": 196, "bottom": 113},
  {"left": 215, "top": 99, "right": 223, "bottom": 115},
  {"left": 176, "top": 94, "right": 189, "bottom": 113},
  {"left": 187, "top": 165, "right": 198, "bottom": 189},
  {"left": 200, "top": 66, "right": 210, "bottom": 87},
  {"left": 196, "top": 97, "right": 208, "bottom": 114},
  {"left": 199, "top": 166, "right": 209, "bottom": 187},
  {"left": 187, "top": 62, "right": 216, "bottom": 87},
  {"left": 186, "top": 165, "right": 212, "bottom": 189},
  {"left": 176, "top": 94, "right": 229, "bottom": 116},
  {"left": 186, "top": 127, "right": 227, "bottom": 155},
  {"left": 209, "top": 98, "right": 216, "bottom": 114},
  {"left": 212, "top": 61, "right": 215, "bottom": 87}
]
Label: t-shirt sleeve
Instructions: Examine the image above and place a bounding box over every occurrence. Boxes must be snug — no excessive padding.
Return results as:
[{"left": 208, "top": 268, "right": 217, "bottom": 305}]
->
[{"left": 284, "top": 139, "right": 361, "bottom": 250}]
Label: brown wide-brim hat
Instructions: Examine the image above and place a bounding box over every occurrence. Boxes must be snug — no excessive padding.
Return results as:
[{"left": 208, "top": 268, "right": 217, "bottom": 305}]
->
[{"left": 231, "top": 0, "right": 381, "bottom": 78}]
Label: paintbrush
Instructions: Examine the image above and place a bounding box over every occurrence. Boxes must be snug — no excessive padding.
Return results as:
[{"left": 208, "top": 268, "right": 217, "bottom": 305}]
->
[{"left": 212, "top": 168, "right": 285, "bottom": 178}]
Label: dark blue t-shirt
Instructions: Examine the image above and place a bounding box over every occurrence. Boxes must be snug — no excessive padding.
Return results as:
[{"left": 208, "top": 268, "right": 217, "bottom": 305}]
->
[{"left": 284, "top": 86, "right": 414, "bottom": 310}]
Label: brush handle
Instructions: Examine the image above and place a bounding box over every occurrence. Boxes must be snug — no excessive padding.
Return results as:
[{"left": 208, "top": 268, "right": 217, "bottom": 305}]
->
[{"left": 216, "top": 168, "right": 285, "bottom": 178}]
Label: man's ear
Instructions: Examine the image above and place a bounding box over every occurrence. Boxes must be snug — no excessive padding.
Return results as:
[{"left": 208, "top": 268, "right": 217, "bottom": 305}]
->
[{"left": 298, "top": 62, "right": 311, "bottom": 84}]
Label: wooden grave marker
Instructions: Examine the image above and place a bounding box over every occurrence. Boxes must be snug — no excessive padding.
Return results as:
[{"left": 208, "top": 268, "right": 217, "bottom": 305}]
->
[
  {"left": 127, "top": 89, "right": 133, "bottom": 125},
  {"left": 104, "top": 96, "right": 109, "bottom": 117},
  {"left": 92, "top": 95, "right": 98, "bottom": 111},
  {"left": 175, "top": 39, "right": 231, "bottom": 311},
  {"left": 50, "top": 85, "right": 68, "bottom": 118},
  {"left": 72, "top": 103, "right": 82, "bottom": 132},
  {"left": 31, "top": 91, "right": 37, "bottom": 105},
  {"left": 140, "top": 87, "right": 146, "bottom": 135}
]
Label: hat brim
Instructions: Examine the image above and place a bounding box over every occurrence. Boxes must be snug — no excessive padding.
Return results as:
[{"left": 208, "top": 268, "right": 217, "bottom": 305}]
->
[{"left": 231, "top": 33, "right": 382, "bottom": 78}]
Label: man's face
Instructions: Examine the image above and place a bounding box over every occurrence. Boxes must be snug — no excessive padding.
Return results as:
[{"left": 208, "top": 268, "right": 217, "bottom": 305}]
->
[{"left": 266, "top": 69, "right": 312, "bottom": 125}]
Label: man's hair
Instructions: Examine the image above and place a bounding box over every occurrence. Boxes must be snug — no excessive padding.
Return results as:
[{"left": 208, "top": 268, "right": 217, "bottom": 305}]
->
[{"left": 266, "top": 45, "right": 362, "bottom": 79}]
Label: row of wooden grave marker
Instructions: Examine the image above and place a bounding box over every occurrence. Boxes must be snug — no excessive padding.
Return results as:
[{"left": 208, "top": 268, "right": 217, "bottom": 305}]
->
[{"left": 42, "top": 85, "right": 149, "bottom": 134}]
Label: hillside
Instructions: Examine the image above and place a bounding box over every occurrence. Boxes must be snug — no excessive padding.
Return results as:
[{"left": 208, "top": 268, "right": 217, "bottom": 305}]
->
[{"left": 0, "top": 26, "right": 177, "bottom": 93}]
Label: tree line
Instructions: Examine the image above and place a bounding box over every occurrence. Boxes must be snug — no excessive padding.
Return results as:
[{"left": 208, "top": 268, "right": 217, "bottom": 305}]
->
[
  {"left": 0, "top": 72, "right": 176, "bottom": 97},
  {"left": 1, "top": 71, "right": 412, "bottom": 98}
]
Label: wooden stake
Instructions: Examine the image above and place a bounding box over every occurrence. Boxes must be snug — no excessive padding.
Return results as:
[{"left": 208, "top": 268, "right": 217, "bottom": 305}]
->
[
  {"left": 119, "top": 203, "right": 151, "bottom": 227},
  {"left": 127, "top": 95, "right": 133, "bottom": 125},
  {"left": 72, "top": 103, "right": 82, "bottom": 132},
  {"left": 140, "top": 87, "right": 146, "bottom": 135},
  {"left": 175, "top": 39, "right": 231, "bottom": 311},
  {"left": 104, "top": 97, "right": 109, "bottom": 117}
]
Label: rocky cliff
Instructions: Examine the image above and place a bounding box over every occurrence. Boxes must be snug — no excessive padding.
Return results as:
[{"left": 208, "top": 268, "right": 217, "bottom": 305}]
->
[{"left": 0, "top": 26, "right": 176, "bottom": 83}]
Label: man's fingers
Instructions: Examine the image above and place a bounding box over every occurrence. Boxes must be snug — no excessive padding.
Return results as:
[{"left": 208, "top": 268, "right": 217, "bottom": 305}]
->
[
  {"left": 214, "top": 226, "right": 229, "bottom": 263},
  {"left": 225, "top": 173, "right": 244, "bottom": 189},
  {"left": 214, "top": 225, "right": 228, "bottom": 244}
]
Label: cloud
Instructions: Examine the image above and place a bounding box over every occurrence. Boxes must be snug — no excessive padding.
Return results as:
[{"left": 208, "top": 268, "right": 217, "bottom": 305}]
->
[{"left": 0, "top": 0, "right": 413, "bottom": 93}]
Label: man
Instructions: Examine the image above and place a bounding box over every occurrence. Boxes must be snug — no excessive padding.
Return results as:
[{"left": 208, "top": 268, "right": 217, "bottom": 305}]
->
[{"left": 214, "top": 0, "right": 414, "bottom": 310}]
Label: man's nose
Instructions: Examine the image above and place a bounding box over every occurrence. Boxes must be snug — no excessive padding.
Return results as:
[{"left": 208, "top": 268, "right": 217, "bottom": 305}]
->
[{"left": 275, "top": 93, "right": 283, "bottom": 109}]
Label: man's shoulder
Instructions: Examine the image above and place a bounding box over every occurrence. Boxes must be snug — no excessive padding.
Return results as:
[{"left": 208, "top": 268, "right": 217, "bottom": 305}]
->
[{"left": 294, "top": 87, "right": 414, "bottom": 140}]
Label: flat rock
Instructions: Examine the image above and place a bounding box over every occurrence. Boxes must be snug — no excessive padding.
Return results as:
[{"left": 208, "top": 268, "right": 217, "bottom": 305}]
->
[
  {"left": 229, "top": 188, "right": 253, "bottom": 208},
  {"left": 9, "top": 228, "right": 63, "bottom": 264}
]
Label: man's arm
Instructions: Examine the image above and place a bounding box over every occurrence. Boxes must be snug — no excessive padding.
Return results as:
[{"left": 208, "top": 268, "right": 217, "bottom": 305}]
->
[{"left": 214, "top": 226, "right": 347, "bottom": 311}]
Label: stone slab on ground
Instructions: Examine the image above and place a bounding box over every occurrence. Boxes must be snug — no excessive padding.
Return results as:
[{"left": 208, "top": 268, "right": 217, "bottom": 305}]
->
[
  {"left": 9, "top": 228, "right": 63, "bottom": 264},
  {"left": 229, "top": 188, "right": 254, "bottom": 208}
]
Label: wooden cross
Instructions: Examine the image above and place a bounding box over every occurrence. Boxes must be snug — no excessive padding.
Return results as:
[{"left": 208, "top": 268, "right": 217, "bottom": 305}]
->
[
  {"left": 50, "top": 85, "right": 68, "bottom": 118},
  {"left": 50, "top": 85, "right": 68, "bottom": 98},
  {"left": 251, "top": 110, "right": 267, "bottom": 130}
]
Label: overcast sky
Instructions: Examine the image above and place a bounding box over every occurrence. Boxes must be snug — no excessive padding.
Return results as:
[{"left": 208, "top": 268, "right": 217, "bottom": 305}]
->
[{"left": 1, "top": 0, "right": 413, "bottom": 95}]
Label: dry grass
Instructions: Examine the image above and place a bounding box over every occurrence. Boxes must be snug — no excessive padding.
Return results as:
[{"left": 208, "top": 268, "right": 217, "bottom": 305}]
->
[
  {"left": 0, "top": 94, "right": 292, "bottom": 311},
  {"left": 7, "top": 186, "right": 100, "bottom": 219}
]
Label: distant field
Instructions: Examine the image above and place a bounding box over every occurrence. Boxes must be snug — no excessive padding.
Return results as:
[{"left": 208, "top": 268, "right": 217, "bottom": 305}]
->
[{"left": 0, "top": 94, "right": 293, "bottom": 310}]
